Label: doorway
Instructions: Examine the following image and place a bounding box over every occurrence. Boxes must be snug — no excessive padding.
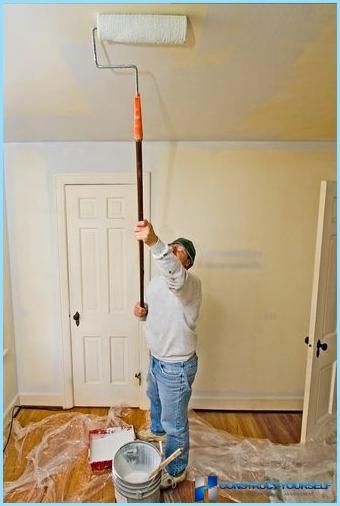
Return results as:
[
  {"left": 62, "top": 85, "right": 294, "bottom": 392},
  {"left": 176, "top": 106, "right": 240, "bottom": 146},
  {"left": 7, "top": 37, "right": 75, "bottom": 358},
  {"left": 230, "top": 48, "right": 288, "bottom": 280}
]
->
[{"left": 56, "top": 174, "right": 150, "bottom": 408}]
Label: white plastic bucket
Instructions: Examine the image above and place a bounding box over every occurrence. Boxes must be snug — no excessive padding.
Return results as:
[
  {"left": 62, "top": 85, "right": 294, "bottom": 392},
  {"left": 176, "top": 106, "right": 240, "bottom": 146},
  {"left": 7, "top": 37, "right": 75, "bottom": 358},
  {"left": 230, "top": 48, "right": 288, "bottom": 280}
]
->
[{"left": 112, "top": 441, "right": 162, "bottom": 503}]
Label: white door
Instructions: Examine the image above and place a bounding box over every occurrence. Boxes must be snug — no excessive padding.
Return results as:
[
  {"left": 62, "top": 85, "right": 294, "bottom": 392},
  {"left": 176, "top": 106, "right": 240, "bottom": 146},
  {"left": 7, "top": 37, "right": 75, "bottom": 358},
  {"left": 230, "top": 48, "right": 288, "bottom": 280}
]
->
[
  {"left": 300, "top": 181, "right": 336, "bottom": 442},
  {"left": 66, "top": 184, "right": 142, "bottom": 406}
]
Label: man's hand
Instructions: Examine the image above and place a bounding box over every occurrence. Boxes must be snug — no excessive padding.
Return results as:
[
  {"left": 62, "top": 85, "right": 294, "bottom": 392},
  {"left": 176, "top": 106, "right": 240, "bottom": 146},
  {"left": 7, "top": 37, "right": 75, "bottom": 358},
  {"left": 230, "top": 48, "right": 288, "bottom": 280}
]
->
[
  {"left": 134, "top": 302, "right": 148, "bottom": 319},
  {"left": 134, "top": 220, "right": 158, "bottom": 247}
]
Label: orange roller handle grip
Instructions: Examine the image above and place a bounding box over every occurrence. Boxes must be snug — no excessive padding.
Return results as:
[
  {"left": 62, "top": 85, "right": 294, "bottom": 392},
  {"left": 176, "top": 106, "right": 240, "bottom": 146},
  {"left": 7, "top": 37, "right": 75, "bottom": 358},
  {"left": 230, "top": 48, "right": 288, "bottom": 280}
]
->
[{"left": 134, "top": 94, "right": 143, "bottom": 141}]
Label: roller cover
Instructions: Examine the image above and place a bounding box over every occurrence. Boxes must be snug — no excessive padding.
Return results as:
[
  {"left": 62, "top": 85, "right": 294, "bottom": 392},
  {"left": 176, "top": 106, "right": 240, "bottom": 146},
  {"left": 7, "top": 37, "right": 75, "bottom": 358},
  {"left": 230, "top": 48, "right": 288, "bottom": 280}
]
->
[{"left": 97, "top": 14, "right": 187, "bottom": 45}]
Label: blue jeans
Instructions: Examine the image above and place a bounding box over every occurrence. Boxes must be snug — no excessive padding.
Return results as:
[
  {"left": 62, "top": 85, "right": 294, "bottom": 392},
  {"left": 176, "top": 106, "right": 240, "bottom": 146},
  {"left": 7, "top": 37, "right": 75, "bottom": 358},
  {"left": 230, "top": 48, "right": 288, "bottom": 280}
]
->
[{"left": 146, "top": 353, "right": 198, "bottom": 476}]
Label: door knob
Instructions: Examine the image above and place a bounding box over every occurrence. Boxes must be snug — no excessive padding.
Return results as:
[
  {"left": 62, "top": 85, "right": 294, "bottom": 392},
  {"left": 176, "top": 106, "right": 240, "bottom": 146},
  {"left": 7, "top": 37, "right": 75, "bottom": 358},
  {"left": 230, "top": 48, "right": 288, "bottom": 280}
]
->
[
  {"left": 73, "top": 311, "right": 80, "bottom": 326},
  {"left": 134, "top": 372, "right": 142, "bottom": 386},
  {"left": 316, "top": 338, "right": 328, "bottom": 358}
]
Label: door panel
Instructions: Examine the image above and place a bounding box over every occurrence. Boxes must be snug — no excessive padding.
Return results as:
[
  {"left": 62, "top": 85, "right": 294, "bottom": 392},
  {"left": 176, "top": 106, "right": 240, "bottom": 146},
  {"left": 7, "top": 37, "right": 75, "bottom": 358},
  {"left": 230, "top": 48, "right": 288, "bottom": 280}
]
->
[
  {"left": 66, "top": 184, "right": 141, "bottom": 406},
  {"left": 301, "top": 181, "right": 336, "bottom": 442}
]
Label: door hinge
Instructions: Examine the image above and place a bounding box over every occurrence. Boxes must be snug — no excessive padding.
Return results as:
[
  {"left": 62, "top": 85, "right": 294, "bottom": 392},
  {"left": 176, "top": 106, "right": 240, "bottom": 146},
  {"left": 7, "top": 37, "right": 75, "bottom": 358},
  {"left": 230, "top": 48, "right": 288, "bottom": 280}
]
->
[{"left": 134, "top": 371, "right": 142, "bottom": 386}]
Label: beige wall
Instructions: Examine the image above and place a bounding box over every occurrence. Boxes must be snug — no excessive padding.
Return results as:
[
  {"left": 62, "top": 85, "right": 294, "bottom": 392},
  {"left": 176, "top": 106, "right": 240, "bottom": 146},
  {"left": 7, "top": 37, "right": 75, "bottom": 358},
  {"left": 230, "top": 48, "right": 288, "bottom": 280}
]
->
[
  {"left": 149, "top": 143, "right": 336, "bottom": 407},
  {"left": 4, "top": 141, "right": 336, "bottom": 408},
  {"left": 3, "top": 214, "right": 18, "bottom": 415}
]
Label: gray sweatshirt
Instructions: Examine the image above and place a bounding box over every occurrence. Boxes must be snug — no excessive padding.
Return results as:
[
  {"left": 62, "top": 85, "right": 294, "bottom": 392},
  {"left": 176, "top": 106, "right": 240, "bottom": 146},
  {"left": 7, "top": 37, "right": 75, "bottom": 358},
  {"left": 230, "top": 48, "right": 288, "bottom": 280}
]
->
[{"left": 144, "top": 238, "right": 202, "bottom": 362}]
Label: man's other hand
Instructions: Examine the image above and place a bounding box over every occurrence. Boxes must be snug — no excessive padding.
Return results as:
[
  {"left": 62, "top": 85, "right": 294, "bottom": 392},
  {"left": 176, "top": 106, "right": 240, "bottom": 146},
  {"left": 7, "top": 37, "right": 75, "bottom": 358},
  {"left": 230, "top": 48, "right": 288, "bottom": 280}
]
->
[{"left": 134, "top": 302, "right": 148, "bottom": 319}]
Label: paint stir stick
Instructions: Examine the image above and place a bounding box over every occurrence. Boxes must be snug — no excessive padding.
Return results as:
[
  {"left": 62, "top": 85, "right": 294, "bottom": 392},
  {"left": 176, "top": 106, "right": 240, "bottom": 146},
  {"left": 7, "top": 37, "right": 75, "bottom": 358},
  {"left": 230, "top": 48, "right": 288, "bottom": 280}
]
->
[{"left": 148, "top": 448, "right": 182, "bottom": 480}]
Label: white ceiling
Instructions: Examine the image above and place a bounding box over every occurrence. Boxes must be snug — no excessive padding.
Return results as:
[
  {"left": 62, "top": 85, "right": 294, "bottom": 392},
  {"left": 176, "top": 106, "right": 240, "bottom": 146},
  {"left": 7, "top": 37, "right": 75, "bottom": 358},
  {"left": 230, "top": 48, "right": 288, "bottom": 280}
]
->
[{"left": 4, "top": 3, "right": 336, "bottom": 142}]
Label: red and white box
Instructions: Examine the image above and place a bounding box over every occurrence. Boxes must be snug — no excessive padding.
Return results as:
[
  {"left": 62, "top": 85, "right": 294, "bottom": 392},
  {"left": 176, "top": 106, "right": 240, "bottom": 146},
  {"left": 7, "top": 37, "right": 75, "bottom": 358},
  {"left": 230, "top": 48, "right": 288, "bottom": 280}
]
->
[{"left": 88, "top": 426, "right": 135, "bottom": 471}]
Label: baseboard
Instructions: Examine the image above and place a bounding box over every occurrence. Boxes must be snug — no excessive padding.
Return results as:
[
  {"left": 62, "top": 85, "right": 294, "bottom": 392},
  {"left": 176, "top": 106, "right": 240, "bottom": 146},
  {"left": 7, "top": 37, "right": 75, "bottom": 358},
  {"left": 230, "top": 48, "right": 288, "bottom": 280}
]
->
[
  {"left": 190, "top": 392, "right": 303, "bottom": 411},
  {"left": 3, "top": 394, "right": 20, "bottom": 438},
  {"left": 19, "top": 393, "right": 64, "bottom": 407},
  {"left": 17, "top": 392, "right": 303, "bottom": 411}
]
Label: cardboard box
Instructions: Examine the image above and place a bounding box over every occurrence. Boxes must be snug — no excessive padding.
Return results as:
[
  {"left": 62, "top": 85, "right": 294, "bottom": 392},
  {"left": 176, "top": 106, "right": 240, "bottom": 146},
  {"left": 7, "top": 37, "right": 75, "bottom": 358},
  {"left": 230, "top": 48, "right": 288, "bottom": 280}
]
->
[{"left": 88, "top": 426, "right": 135, "bottom": 471}]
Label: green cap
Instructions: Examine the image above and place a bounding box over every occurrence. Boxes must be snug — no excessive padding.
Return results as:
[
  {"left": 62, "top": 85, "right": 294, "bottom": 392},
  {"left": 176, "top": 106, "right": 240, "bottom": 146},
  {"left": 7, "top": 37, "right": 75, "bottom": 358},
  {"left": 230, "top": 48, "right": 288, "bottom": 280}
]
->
[{"left": 169, "top": 237, "right": 196, "bottom": 268}]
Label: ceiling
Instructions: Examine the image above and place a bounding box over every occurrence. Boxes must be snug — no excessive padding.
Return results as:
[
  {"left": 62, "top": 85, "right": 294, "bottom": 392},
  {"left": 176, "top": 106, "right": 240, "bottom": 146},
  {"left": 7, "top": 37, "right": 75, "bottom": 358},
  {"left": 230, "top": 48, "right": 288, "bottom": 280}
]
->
[{"left": 4, "top": 3, "right": 336, "bottom": 142}]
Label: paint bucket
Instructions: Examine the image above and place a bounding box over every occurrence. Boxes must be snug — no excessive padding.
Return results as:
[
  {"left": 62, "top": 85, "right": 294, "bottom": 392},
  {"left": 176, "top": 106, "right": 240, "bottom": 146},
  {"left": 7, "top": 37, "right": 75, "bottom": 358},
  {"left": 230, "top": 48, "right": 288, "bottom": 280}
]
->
[{"left": 112, "top": 440, "right": 162, "bottom": 503}]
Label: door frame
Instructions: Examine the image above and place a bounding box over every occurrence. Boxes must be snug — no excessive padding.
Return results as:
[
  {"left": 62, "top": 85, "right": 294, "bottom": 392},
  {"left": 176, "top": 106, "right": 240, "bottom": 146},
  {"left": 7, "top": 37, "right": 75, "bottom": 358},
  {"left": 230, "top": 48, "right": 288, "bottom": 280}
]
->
[{"left": 55, "top": 173, "right": 151, "bottom": 409}]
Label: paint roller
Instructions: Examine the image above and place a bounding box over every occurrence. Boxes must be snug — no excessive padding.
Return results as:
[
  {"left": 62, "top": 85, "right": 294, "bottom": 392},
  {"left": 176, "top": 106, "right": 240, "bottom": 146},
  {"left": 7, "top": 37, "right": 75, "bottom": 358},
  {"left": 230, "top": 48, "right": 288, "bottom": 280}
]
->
[{"left": 92, "top": 14, "right": 187, "bottom": 308}]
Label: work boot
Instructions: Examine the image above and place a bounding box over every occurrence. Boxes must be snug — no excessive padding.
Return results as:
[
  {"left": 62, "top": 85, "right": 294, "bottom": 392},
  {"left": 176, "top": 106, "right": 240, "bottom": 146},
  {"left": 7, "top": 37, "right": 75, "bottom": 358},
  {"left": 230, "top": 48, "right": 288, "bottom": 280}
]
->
[
  {"left": 137, "top": 427, "right": 166, "bottom": 442},
  {"left": 160, "top": 469, "right": 187, "bottom": 490}
]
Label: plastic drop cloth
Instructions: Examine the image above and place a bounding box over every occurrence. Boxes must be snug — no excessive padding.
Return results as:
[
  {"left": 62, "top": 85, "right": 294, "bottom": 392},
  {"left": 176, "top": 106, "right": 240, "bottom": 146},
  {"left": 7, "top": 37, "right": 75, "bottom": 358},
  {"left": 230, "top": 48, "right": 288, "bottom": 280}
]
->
[
  {"left": 4, "top": 408, "right": 336, "bottom": 503},
  {"left": 3, "top": 408, "right": 130, "bottom": 502},
  {"left": 185, "top": 410, "right": 336, "bottom": 503}
]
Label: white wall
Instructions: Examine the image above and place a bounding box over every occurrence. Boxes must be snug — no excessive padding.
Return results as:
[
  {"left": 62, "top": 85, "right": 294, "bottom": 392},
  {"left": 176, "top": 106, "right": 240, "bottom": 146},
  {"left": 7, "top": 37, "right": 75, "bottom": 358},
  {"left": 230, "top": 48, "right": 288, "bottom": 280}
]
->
[
  {"left": 3, "top": 214, "right": 18, "bottom": 418},
  {"left": 4, "top": 141, "right": 336, "bottom": 408}
]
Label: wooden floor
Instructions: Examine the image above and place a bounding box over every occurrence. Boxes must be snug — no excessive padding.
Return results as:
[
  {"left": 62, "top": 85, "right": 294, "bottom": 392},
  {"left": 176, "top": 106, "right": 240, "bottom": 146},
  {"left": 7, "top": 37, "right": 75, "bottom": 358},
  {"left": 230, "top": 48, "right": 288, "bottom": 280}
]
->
[
  {"left": 196, "top": 409, "right": 302, "bottom": 444},
  {"left": 4, "top": 407, "right": 302, "bottom": 503}
]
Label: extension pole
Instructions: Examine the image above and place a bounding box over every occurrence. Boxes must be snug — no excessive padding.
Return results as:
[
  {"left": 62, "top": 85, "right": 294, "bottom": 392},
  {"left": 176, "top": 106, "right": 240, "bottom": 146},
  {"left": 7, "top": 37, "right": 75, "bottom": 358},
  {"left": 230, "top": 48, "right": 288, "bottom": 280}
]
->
[{"left": 134, "top": 94, "right": 144, "bottom": 308}]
